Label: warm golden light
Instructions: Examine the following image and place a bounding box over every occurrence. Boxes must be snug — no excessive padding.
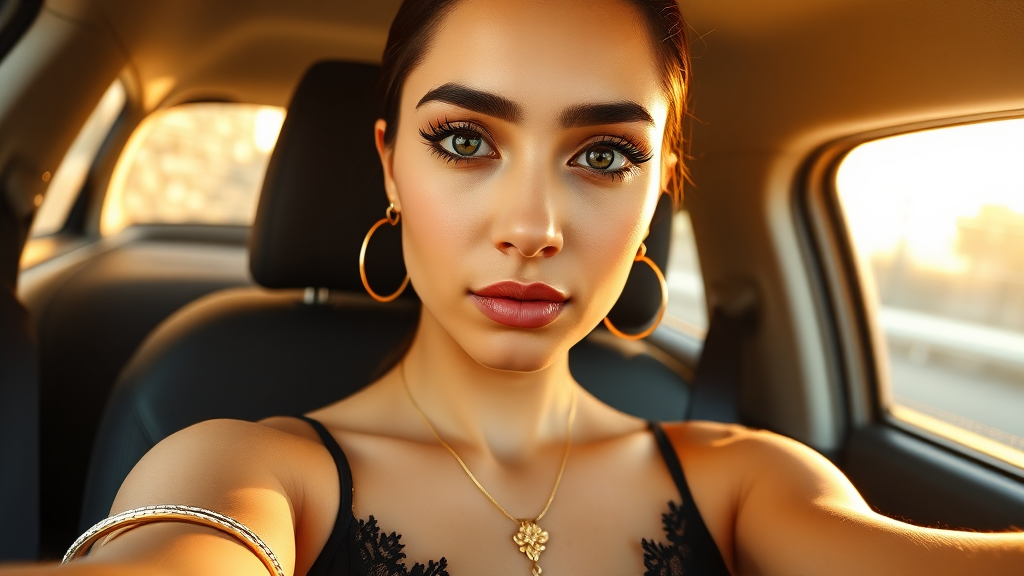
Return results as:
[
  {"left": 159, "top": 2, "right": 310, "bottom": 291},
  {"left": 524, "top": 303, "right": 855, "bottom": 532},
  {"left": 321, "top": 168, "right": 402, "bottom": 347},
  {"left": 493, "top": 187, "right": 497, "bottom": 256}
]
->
[
  {"left": 102, "top": 103, "right": 286, "bottom": 235},
  {"left": 31, "top": 80, "right": 125, "bottom": 237},
  {"left": 836, "top": 117, "right": 1024, "bottom": 466},
  {"left": 837, "top": 119, "right": 1024, "bottom": 274},
  {"left": 254, "top": 108, "right": 285, "bottom": 153},
  {"left": 891, "top": 405, "right": 1024, "bottom": 470}
]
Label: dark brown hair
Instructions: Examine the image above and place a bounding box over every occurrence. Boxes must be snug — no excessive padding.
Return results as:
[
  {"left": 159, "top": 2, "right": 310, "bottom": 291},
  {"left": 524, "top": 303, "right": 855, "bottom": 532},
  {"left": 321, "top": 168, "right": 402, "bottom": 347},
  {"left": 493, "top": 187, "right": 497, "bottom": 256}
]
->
[{"left": 379, "top": 0, "right": 691, "bottom": 207}]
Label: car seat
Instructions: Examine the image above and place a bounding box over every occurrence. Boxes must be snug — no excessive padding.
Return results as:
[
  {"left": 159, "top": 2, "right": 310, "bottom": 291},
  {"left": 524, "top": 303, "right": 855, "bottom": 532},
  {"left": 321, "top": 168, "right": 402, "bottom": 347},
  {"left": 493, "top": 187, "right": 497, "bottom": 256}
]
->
[
  {"left": 78, "top": 60, "right": 689, "bottom": 535},
  {"left": 0, "top": 244, "right": 39, "bottom": 561}
]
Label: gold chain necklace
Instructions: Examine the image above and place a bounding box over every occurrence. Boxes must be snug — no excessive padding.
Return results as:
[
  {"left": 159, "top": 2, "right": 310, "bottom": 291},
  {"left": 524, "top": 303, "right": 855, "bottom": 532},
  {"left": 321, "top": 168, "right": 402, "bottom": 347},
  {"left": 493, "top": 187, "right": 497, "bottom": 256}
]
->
[{"left": 400, "top": 362, "right": 577, "bottom": 576}]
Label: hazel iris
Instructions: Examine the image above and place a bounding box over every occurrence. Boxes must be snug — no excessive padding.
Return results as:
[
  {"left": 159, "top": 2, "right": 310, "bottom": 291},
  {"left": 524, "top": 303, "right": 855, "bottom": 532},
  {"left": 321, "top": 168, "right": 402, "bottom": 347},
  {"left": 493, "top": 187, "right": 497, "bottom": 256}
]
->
[
  {"left": 453, "top": 134, "right": 482, "bottom": 156},
  {"left": 586, "top": 147, "right": 615, "bottom": 170}
]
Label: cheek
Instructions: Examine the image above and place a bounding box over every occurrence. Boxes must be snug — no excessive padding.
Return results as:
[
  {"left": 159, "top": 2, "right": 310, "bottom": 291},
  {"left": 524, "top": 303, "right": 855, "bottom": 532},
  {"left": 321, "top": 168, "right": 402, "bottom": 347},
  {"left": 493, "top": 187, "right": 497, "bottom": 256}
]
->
[
  {"left": 391, "top": 148, "right": 482, "bottom": 300},
  {"left": 566, "top": 192, "right": 652, "bottom": 321}
]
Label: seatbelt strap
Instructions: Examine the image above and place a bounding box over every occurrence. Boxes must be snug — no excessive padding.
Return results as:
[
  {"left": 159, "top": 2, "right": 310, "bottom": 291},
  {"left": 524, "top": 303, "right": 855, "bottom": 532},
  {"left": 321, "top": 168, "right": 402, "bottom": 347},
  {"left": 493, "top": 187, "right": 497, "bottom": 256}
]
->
[{"left": 687, "top": 308, "right": 746, "bottom": 424}]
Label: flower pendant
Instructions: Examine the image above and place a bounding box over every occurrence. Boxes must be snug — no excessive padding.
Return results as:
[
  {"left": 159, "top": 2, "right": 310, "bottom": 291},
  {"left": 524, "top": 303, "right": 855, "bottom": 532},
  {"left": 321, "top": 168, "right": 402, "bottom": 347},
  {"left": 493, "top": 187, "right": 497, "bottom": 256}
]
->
[{"left": 513, "top": 520, "right": 548, "bottom": 574}]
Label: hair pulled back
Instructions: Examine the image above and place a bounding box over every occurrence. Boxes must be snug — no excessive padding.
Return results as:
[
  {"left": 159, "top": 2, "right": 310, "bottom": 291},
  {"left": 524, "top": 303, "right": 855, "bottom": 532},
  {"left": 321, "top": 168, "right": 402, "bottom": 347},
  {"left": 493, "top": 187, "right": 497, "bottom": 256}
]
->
[{"left": 379, "top": 0, "right": 690, "bottom": 207}]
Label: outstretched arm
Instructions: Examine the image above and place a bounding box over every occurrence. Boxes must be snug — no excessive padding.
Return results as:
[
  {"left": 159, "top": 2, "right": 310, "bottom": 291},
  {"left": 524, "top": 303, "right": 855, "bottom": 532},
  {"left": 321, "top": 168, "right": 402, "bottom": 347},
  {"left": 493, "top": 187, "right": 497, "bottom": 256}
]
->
[
  {"left": 670, "top": 423, "right": 1024, "bottom": 576},
  {"left": 1, "top": 418, "right": 336, "bottom": 576}
]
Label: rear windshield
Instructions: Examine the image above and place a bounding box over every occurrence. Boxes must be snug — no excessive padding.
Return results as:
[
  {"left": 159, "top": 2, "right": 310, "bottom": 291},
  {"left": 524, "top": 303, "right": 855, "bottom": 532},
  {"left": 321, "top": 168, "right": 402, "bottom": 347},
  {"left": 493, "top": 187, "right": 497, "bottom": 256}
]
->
[{"left": 101, "top": 103, "right": 285, "bottom": 235}]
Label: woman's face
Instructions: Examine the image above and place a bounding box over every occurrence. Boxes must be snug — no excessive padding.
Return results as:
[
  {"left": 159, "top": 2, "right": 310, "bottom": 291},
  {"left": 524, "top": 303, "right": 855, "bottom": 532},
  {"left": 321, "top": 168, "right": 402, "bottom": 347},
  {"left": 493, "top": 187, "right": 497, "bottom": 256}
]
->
[{"left": 378, "top": 0, "right": 674, "bottom": 372}]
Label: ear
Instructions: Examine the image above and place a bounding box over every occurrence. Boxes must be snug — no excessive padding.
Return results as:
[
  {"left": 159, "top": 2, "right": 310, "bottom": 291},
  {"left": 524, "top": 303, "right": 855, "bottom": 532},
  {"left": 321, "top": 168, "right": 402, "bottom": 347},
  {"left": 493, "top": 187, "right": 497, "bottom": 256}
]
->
[
  {"left": 374, "top": 119, "right": 401, "bottom": 210},
  {"left": 660, "top": 150, "right": 678, "bottom": 195}
]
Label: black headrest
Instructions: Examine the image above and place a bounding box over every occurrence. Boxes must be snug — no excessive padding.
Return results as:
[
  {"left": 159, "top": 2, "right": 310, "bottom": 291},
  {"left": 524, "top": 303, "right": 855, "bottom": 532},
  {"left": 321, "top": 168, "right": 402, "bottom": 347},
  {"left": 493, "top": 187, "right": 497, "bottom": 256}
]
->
[
  {"left": 250, "top": 59, "right": 673, "bottom": 329},
  {"left": 605, "top": 193, "right": 673, "bottom": 333},
  {"left": 250, "top": 61, "right": 408, "bottom": 296}
]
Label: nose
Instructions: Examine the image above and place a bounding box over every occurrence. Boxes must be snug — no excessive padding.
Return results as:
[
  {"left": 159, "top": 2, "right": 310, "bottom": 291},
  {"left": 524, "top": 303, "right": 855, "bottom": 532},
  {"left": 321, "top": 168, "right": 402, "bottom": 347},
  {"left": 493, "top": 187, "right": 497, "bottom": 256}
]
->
[{"left": 490, "top": 166, "right": 564, "bottom": 259}]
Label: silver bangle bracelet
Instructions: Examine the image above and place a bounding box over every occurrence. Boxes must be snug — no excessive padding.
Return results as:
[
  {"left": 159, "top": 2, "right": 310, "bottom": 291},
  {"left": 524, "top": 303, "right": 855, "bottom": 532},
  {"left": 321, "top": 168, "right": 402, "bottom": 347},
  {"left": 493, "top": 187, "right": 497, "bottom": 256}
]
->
[{"left": 63, "top": 504, "right": 285, "bottom": 576}]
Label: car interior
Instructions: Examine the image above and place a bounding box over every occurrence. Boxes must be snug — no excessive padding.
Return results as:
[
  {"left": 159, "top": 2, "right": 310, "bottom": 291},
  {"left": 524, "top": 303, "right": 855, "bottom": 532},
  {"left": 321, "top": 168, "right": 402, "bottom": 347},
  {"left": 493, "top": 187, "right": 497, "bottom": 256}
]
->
[{"left": 1, "top": 0, "right": 1023, "bottom": 565}]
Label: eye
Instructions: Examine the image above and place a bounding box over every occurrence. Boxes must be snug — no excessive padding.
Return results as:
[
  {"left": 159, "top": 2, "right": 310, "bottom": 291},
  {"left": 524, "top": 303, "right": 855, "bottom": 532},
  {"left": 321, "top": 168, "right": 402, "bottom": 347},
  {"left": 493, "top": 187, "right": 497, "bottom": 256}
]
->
[
  {"left": 569, "top": 136, "right": 653, "bottom": 179},
  {"left": 420, "top": 120, "right": 497, "bottom": 164},
  {"left": 442, "top": 132, "right": 493, "bottom": 158},
  {"left": 574, "top": 146, "right": 627, "bottom": 171}
]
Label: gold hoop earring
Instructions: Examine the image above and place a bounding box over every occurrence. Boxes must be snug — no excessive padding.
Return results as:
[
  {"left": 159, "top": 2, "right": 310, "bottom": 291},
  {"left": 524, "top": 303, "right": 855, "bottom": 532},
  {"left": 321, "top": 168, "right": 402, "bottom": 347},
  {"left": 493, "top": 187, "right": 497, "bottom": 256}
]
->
[
  {"left": 603, "top": 243, "right": 668, "bottom": 340},
  {"left": 359, "top": 203, "right": 410, "bottom": 302}
]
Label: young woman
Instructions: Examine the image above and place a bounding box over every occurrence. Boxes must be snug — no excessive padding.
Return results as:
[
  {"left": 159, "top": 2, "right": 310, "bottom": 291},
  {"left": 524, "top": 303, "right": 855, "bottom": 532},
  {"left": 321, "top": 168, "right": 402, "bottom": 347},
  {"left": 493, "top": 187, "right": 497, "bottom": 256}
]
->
[{"left": 7, "top": 0, "right": 1024, "bottom": 574}]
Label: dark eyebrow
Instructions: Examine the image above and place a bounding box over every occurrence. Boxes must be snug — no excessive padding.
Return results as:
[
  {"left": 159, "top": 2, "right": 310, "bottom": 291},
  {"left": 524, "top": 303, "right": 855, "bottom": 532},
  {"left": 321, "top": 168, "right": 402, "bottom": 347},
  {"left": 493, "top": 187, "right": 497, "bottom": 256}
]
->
[
  {"left": 559, "top": 101, "right": 655, "bottom": 128},
  {"left": 416, "top": 83, "right": 523, "bottom": 124}
]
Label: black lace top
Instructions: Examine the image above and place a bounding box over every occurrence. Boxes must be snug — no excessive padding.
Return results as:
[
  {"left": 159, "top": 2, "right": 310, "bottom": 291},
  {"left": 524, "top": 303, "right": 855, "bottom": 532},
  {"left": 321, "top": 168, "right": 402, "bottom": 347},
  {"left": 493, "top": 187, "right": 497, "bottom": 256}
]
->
[{"left": 299, "top": 416, "right": 730, "bottom": 576}]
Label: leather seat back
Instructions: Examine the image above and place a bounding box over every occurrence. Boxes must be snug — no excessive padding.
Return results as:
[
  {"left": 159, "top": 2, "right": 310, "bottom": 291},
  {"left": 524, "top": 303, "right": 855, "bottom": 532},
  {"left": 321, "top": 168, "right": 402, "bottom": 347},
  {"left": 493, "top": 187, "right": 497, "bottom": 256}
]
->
[
  {"left": 81, "top": 60, "right": 409, "bottom": 529},
  {"left": 0, "top": 292, "right": 39, "bottom": 560},
  {"left": 1, "top": 134, "right": 40, "bottom": 558}
]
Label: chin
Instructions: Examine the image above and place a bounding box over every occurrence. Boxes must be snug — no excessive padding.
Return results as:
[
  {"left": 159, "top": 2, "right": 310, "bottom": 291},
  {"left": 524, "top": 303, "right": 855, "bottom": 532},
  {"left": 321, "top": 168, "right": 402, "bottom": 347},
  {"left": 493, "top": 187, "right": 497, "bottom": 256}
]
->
[{"left": 462, "top": 331, "right": 568, "bottom": 373}]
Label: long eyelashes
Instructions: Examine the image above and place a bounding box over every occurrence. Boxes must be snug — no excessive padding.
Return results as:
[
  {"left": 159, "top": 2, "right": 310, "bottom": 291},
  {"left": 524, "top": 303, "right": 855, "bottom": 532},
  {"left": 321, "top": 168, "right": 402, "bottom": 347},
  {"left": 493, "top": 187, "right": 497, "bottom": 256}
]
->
[
  {"left": 418, "top": 119, "right": 653, "bottom": 179},
  {"left": 419, "top": 118, "right": 476, "bottom": 143},
  {"left": 419, "top": 119, "right": 494, "bottom": 165},
  {"left": 592, "top": 135, "right": 654, "bottom": 166},
  {"left": 573, "top": 135, "right": 653, "bottom": 181}
]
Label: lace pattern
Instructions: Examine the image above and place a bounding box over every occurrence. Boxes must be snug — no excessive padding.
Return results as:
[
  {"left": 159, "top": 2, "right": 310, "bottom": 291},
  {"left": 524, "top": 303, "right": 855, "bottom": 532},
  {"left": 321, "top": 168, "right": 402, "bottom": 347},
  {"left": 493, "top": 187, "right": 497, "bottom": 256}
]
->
[
  {"left": 353, "top": 516, "right": 449, "bottom": 576},
  {"left": 641, "top": 500, "right": 691, "bottom": 576},
  {"left": 350, "top": 501, "right": 691, "bottom": 576}
]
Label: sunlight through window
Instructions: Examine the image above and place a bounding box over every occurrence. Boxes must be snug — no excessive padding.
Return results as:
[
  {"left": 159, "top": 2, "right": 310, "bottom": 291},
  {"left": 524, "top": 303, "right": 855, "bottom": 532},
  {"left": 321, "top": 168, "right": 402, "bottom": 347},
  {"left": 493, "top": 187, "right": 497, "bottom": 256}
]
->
[
  {"left": 102, "top": 103, "right": 285, "bottom": 235},
  {"left": 837, "top": 118, "right": 1024, "bottom": 468}
]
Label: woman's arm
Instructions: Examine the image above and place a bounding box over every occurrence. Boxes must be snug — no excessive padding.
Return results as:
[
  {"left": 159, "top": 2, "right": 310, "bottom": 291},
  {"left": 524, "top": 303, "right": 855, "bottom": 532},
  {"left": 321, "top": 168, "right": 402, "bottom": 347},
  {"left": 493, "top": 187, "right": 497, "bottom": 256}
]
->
[
  {"left": 0, "top": 418, "right": 337, "bottom": 576},
  {"left": 0, "top": 562, "right": 174, "bottom": 576},
  {"left": 675, "top": 423, "right": 1024, "bottom": 576}
]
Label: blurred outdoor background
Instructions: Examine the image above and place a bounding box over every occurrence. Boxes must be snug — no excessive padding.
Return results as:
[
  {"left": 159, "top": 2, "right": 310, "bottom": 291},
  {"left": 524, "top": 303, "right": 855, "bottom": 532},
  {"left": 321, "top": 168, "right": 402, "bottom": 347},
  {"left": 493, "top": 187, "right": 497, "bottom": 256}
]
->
[
  {"left": 100, "top": 102, "right": 285, "bottom": 235},
  {"left": 838, "top": 118, "right": 1024, "bottom": 454}
]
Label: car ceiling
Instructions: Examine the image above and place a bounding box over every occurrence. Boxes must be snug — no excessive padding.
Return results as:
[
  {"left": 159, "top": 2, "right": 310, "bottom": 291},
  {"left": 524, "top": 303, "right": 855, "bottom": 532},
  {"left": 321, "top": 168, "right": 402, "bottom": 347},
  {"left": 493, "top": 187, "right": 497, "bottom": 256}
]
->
[
  {"left": 45, "top": 0, "right": 1024, "bottom": 149},
  {"left": 46, "top": 0, "right": 403, "bottom": 110},
  {"left": 685, "top": 0, "right": 1024, "bottom": 155}
]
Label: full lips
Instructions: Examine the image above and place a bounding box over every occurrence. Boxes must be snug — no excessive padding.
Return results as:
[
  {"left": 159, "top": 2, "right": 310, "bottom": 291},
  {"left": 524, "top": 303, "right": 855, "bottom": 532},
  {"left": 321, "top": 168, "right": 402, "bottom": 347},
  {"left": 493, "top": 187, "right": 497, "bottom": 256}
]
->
[
  {"left": 471, "top": 295, "right": 565, "bottom": 329},
  {"left": 470, "top": 281, "right": 568, "bottom": 329}
]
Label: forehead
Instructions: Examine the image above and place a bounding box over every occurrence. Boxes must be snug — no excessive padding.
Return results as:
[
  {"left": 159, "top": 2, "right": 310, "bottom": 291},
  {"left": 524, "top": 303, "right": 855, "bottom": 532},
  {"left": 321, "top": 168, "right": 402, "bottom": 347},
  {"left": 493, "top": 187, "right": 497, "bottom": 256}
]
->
[{"left": 405, "top": 0, "right": 666, "bottom": 120}]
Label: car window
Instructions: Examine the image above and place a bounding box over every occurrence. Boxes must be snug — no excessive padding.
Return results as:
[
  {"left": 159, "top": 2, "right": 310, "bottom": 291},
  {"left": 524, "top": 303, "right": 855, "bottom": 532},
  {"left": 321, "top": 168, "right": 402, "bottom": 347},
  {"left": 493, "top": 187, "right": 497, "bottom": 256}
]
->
[
  {"left": 836, "top": 118, "right": 1024, "bottom": 468},
  {"left": 101, "top": 103, "right": 285, "bottom": 236},
  {"left": 665, "top": 210, "right": 707, "bottom": 333},
  {"left": 30, "top": 80, "right": 125, "bottom": 238}
]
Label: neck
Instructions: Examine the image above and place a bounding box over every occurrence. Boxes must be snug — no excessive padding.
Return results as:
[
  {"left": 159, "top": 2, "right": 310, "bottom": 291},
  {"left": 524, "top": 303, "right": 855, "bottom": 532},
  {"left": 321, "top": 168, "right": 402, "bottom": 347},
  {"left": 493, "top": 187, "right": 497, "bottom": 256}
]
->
[{"left": 400, "top": 309, "right": 576, "bottom": 466}]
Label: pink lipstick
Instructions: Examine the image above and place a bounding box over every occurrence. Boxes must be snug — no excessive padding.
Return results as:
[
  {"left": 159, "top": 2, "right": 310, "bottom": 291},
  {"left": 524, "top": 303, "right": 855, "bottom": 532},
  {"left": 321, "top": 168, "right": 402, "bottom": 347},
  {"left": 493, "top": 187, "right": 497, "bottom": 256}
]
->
[{"left": 470, "top": 281, "right": 567, "bottom": 328}]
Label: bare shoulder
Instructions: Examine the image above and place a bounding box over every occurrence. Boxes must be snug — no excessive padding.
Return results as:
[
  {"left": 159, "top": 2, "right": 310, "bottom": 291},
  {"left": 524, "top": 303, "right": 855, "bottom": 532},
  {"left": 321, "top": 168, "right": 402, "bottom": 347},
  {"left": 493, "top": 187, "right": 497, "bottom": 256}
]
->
[
  {"left": 113, "top": 418, "right": 332, "bottom": 509},
  {"left": 259, "top": 414, "right": 324, "bottom": 442},
  {"left": 662, "top": 420, "right": 841, "bottom": 476},
  {"left": 658, "top": 426, "right": 1024, "bottom": 575},
  {"left": 661, "top": 420, "right": 867, "bottom": 509},
  {"left": 661, "top": 418, "right": 812, "bottom": 453},
  {"left": 653, "top": 421, "right": 871, "bottom": 571},
  {"left": 97, "top": 418, "right": 340, "bottom": 576}
]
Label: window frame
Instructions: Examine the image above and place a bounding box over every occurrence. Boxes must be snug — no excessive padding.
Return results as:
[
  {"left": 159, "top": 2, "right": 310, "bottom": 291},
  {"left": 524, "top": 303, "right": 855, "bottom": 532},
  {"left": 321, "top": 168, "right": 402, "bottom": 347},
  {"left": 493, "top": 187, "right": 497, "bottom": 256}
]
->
[
  {"left": 0, "top": 0, "right": 41, "bottom": 64},
  {"left": 19, "top": 79, "right": 131, "bottom": 270},
  {"left": 799, "top": 108, "right": 1024, "bottom": 481},
  {"left": 29, "top": 79, "right": 127, "bottom": 239}
]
